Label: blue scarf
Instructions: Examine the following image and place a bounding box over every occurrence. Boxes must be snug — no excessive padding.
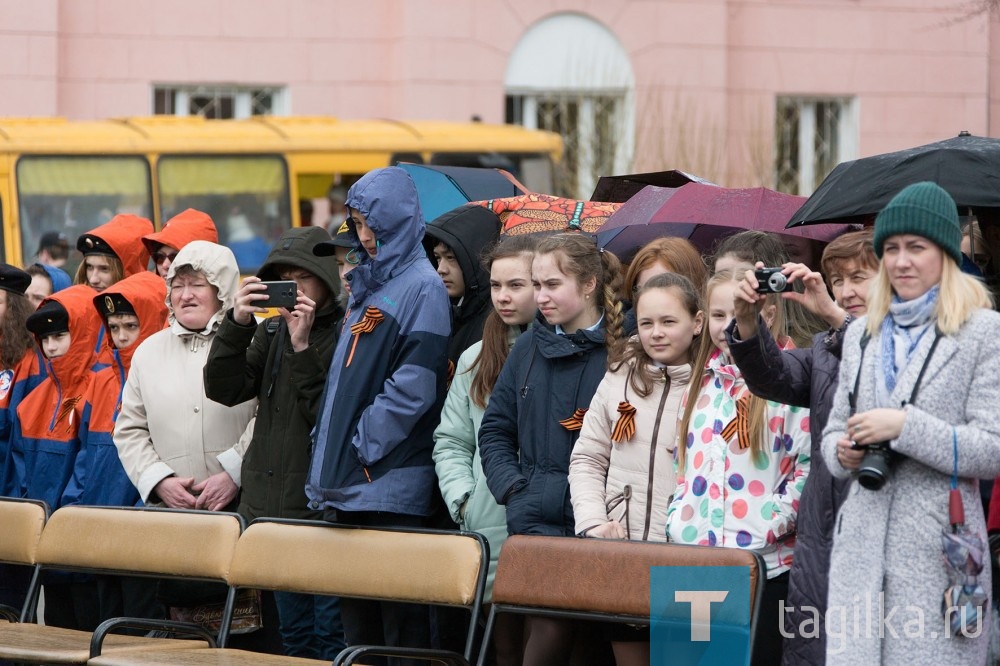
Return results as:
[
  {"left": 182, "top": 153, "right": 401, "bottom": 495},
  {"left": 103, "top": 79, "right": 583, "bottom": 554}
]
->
[{"left": 877, "top": 285, "right": 939, "bottom": 404}]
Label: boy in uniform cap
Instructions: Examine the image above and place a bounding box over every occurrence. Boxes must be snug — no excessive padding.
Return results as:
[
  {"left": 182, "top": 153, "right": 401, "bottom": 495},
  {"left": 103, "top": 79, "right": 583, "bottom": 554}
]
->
[
  {"left": 0, "top": 264, "right": 45, "bottom": 616},
  {"left": 75, "top": 214, "right": 154, "bottom": 291},
  {"left": 61, "top": 272, "right": 169, "bottom": 627},
  {"left": 75, "top": 214, "right": 153, "bottom": 367},
  {"left": 328, "top": 220, "right": 357, "bottom": 307},
  {"left": 13, "top": 284, "right": 102, "bottom": 631},
  {"left": 142, "top": 209, "right": 219, "bottom": 279}
]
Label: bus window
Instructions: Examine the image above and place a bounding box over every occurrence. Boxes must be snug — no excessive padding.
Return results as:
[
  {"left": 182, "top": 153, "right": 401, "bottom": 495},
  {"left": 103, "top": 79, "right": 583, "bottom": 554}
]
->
[
  {"left": 16, "top": 156, "right": 152, "bottom": 272},
  {"left": 158, "top": 155, "right": 290, "bottom": 274},
  {"left": 429, "top": 152, "right": 554, "bottom": 195}
]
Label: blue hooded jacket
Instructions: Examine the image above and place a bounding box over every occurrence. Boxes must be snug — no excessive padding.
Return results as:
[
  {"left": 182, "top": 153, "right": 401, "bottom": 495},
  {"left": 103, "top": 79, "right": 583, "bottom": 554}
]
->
[{"left": 306, "top": 167, "right": 451, "bottom": 515}]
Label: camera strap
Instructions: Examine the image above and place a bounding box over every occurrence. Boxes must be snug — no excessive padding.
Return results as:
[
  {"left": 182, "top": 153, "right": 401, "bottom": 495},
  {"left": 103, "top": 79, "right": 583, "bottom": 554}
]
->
[{"left": 849, "top": 327, "right": 942, "bottom": 413}]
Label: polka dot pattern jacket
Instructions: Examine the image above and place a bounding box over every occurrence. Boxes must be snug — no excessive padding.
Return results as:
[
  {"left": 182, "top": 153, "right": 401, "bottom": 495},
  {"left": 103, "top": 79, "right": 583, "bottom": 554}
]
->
[{"left": 666, "top": 347, "right": 811, "bottom": 578}]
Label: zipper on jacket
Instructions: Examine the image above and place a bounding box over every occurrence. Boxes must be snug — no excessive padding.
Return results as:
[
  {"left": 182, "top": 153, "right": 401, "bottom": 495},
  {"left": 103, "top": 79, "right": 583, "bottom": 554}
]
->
[
  {"left": 642, "top": 371, "right": 672, "bottom": 541},
  {"left": 47, "top": 365, "right": 63, "bottom": 432},
  {"left": 622, "top": 484, "right": 632, "bottom": 539}
]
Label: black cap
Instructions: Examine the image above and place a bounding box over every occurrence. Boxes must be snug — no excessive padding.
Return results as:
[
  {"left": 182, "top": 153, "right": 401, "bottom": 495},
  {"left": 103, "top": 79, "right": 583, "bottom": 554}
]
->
[
  {"left": 76, "top": 233, "right": 120, "bottom": 259},
  {"left": 95, "top": 292, "right": 137, "bottom": 320},
  {"left": 314, "top": 220, "right": 357, "bottom": 256},
  {"left": 37, "top": 231, "right": 69, "bottom": 254},
  {"left": 26, "top": 301, "right": 70, "bottom": 337},
  {"left": 0, "top": 264, "right": 31, "bottom": 296}
]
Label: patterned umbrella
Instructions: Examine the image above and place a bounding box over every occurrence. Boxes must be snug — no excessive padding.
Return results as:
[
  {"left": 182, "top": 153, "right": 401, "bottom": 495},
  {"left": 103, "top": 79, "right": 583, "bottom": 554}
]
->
[{"left": 472, "top": 193, "right": 622, "bottom": 236}]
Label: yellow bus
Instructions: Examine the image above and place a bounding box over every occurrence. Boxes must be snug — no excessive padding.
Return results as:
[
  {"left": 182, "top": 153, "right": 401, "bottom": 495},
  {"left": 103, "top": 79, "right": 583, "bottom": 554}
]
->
[{"left": 0, "top": 115, "right": 562, "bottom": 272}]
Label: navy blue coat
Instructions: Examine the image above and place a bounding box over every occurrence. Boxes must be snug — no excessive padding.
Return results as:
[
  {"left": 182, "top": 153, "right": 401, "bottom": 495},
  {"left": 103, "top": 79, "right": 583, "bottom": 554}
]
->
[
  {"left": 726, "top": 318, "right": 851, "bottom": 666},
  {"left": 479, "top": 314, "right": 608, "bottom": 537}
]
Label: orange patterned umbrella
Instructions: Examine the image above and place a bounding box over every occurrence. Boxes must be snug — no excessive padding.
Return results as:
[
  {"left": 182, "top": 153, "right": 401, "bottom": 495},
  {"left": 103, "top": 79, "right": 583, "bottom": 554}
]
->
[{"left": 472, "top": 193, "right": 622, "bottom": 236}]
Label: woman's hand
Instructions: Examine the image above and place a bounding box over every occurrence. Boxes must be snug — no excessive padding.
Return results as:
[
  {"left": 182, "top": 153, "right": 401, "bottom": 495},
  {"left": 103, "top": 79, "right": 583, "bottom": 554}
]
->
[
  {"left": 835, "top": 438, "right": 866, "bottom": 470},
  {"left": 280, "top": 291, "right": 316, "bottom": 353},
  {"left": 586, "top": 521, "right": 627, "bottom": 539},
  {"left": 779, "top": 263, "right": 847, "bottom": 329},
  {"left": 734, "top": 265, "right": 766, "bottom": 338},
  {"left": 191, "top": 472, "right": 239, "bottom": 512},
  {"left": 153, "top": 476, "right": 197, "bottom": 509},
  {"left": 846, "top": 409, "right": 906, "bottom": 446},
  {"left": 232, "top": 276, "right": 269, "bottom": 326}
]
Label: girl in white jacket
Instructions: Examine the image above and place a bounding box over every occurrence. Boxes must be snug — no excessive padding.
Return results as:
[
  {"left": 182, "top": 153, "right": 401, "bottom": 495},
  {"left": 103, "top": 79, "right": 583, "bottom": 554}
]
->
[
  {"left": 569, "top": 271, "right": 703, "bottom": 542},
  {"left": 568, "top": 271, "right": 704, "bottom": 666}
]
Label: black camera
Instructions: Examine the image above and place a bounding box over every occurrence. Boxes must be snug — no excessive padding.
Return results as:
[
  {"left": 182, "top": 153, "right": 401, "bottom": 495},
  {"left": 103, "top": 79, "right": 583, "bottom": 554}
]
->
[
  {"left": 856, "top": 442, "right": 895, "bottom": 491},
  {"left": 754, "top": 267, "right": 794, "bottom": 294}
]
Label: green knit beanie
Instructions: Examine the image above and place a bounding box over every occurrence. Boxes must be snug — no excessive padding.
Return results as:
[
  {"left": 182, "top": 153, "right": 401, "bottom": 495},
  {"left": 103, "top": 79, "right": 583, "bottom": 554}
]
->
[{"left": 873, "top": 181, "right": 961, "bottom": 264}]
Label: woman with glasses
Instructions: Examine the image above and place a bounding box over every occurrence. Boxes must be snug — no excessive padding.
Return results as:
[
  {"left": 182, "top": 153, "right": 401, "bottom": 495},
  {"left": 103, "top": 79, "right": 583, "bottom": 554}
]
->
[
  {"left": 822, "top": 182, "right": 1000, "bottom": 664},
  {"left": 142, "top": 209, "right": 219, "bottom": 280}
]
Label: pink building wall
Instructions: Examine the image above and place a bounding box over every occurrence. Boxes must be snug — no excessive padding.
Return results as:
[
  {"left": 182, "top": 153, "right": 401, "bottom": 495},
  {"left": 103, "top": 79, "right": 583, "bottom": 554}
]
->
[{"left": 0, "top": 0, "right": 995, "bottom": 188}]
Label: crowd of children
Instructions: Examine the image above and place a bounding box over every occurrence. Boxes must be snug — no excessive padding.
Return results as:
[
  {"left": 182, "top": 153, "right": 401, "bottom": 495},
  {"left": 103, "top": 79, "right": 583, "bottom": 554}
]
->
[{"left": 4, "top": 167, "right": 997, "bottom": 665}]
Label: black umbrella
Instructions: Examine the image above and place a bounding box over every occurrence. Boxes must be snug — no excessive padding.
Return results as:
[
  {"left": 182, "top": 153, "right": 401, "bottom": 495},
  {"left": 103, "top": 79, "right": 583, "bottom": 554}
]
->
[
  {"left": 590, "top": 169, "right": 716, "bottom": 204},
  {"left": 787, "top": 132, "right": 1000, "bottom": 227}
]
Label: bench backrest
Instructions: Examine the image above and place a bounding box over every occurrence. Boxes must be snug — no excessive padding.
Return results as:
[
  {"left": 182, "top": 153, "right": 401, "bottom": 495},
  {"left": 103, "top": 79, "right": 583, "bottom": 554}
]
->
[
  {"left": 492, "top": 535, "right": 763, "bottom": 618},
  {"left": 34, "top": 506, "right": 243, "bottom": 582},
  {"left": 228, "top": 521, "right": 486, "bottom": 607},
  {"left": 0, "top": 498, "right": 47, "bottom": 566}
]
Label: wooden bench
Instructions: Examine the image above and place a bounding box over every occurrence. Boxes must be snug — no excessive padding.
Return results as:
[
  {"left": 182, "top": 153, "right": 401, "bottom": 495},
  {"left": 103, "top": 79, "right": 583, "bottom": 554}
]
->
[
  {"left": 0, "top": 497, "right": 48, "bottom": 623},
  {"left": 478, "top": 535, "right": 766, "bottom": 665},
  {"left": 88, "top": 519, "right": 489, "bottom": 666},
  {"left": 0, "top": 503, "right": 244, "bottom": 665}
]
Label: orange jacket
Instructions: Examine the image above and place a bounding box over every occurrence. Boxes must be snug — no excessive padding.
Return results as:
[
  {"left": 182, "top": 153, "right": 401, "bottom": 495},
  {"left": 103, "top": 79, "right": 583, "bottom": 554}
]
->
[
  {"left": 80, "top": 214, "right": 154, "bottom": 278},
  {"left": 13, "top": 285, "right": 100, "bottom": 508},
  {"left": 142, "top": 209, "right": 218, "bottom": 255},
  {"left": 62, "top": 273, "right": 168, "bottom": 507}
]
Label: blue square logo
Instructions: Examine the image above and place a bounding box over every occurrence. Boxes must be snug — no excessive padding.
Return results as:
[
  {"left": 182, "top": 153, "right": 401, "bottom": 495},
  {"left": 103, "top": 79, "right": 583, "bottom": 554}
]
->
[{"left": 650, "top": 566, "right": 752, "bottom": 665}]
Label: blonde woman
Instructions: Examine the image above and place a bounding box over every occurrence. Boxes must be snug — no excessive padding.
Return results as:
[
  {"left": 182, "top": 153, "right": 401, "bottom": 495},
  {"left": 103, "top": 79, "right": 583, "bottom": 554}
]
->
[{"left": 823, "top": 182, "right": 1000, "bottom": 664}]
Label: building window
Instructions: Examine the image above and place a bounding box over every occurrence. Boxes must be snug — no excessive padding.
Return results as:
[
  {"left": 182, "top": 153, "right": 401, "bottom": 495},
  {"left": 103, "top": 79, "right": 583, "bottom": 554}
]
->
[
  {"left": 506, "top": 93, "right": 622, "bottom": 199},
  {"left": 153, "top": 85, "right": 288, "bottom": 119},
  {"left": 505, "top": 13, "right": 634, "bottom": 199},
  {"left": 775, "top": 97, "right": 857, "bottom": 195}
]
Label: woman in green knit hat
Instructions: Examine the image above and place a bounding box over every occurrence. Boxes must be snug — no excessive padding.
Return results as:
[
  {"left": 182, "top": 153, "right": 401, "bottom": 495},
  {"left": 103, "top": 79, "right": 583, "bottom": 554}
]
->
[{"left": 820, "top": 181, "right": 1000, "bottom": 665}]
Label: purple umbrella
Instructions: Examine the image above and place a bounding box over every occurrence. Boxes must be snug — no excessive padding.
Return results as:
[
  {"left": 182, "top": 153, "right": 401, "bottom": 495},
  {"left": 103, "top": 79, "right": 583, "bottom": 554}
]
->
[{"left": 597, "top": 183, "right": 851, "bottom": 260}]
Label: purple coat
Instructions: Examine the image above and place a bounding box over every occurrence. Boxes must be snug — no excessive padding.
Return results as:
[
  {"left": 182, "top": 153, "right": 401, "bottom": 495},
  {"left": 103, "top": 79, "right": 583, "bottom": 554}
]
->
[{"left": 726, "top": 318, "right": 851, "bottom": 666}]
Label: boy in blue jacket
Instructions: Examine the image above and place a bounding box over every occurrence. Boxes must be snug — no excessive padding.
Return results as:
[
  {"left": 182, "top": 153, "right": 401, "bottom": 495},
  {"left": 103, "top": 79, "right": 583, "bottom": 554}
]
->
[{"left": 308, "top": 166, "right": 451, "bottom": 656}]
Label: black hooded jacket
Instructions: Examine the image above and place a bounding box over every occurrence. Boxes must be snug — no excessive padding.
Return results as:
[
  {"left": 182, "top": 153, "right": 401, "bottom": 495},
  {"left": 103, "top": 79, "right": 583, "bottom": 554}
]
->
[
  {"left": 204, "top": 226, "right": 344, "bottom": 521},
  {"left": 424, "top": 205, "right": 500, "bottom": 366}
]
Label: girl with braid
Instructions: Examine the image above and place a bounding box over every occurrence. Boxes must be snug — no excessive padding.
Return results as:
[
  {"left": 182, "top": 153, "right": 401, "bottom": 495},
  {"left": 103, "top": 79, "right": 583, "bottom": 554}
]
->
[
  {"left": 479, "top": 233, "right": 625, "bottom": 666},
  {"left": 665, "top": 269, "right": 811, "bottom": 665}
]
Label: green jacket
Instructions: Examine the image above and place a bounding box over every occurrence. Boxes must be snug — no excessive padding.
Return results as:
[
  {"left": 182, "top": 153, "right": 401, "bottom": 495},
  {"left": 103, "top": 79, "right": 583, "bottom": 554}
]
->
[
  {"left": 204, "top": 226, "right": 343, "bottom": 521},
  {"left": 431, "top": 329, "right": 523, "bottom": 600}
]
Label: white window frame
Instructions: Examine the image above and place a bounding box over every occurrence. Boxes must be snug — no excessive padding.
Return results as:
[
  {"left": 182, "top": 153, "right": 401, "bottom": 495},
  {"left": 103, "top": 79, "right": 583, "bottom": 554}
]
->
[
  {"left": 153, "top": 85, "right": 289, "bottom": 119},
  {"left": 776, "top": 96, "right": 858, "bottom": 195}
]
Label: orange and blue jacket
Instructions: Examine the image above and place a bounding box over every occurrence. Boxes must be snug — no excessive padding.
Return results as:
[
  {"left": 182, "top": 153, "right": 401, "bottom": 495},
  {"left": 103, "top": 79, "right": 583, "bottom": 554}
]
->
[
  {"left": 84, "top": 214, "right": 154, "bottom": 368},
  {"left": 0, "top": 347, "right": 47, "bottom": 496},
  {"left": 62, "top": 273, "right": 167, "bottom": 507},
  {"left": 11, "top": 285, "right": 100, "bottom": 509}
]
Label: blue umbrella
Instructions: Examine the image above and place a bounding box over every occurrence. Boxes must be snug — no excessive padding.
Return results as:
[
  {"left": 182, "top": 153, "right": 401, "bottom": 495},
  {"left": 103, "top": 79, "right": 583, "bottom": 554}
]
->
[{"left": 396, "top": 163, "right": 527, "bottom": 222}]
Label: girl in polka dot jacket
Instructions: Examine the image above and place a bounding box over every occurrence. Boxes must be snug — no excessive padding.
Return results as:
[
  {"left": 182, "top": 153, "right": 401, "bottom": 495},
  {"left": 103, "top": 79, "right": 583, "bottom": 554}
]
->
[{"left": 666, "top": 270, "right": 810, "bottom": 661}]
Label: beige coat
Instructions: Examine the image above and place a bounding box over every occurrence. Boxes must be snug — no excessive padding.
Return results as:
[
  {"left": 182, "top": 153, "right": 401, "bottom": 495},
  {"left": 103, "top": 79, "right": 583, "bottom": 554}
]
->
[
  {"left": 114, "top": 241, "right": 256, "bottom": 504},
  {"left": 569, "top": 361, "right": 690, "bottom": 541}
]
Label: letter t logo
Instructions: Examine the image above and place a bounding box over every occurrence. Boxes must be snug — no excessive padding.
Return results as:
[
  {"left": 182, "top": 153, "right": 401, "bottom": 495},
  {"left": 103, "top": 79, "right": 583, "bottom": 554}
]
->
[{"left": 675, "top": 590, "right": 729, "bottom": 641}]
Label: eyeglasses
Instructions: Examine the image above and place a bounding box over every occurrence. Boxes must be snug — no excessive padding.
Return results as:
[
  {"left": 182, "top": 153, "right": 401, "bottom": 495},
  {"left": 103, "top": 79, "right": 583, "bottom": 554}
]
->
[{"left": 152, "top": 251, "right": 178, "bottom": 266}]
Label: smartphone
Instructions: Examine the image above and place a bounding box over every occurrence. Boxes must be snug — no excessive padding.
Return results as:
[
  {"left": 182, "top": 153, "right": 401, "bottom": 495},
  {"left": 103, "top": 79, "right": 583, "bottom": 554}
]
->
[{"left": 258, "top": 280, "right": 298, "bottom": 309}]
